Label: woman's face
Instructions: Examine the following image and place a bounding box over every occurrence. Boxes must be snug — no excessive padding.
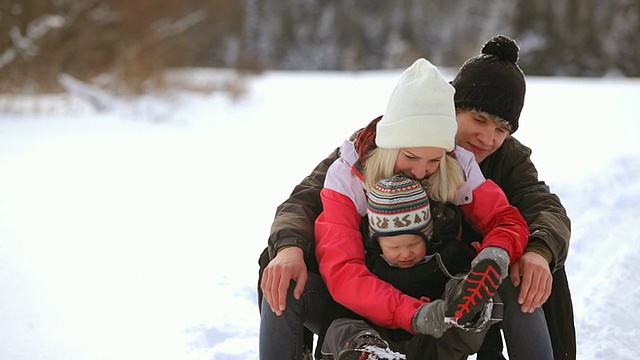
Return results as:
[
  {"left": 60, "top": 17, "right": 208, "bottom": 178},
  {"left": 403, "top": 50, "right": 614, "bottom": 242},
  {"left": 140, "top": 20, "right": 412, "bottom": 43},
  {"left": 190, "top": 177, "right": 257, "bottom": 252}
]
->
[
  {"left": 394, "top": 147, "right": 445, "bottom": 180},
  {"left": 378, "top": 233, "right": 427, "bottom": 268}
]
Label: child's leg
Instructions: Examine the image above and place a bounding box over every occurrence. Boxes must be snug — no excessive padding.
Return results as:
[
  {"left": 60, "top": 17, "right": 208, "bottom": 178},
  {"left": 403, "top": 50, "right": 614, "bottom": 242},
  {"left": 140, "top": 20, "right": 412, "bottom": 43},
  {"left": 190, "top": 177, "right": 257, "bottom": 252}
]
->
[
  {"left": 395, "top": 328, "right": 487, "bottom": 360},
  {"left": 321, "top": 318, "right": 386, "bottom": 359}
]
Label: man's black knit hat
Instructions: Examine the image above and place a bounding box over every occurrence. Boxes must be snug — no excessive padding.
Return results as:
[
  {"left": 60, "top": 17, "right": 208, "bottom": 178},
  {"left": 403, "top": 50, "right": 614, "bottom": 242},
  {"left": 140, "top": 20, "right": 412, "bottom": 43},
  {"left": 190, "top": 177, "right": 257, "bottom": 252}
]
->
[{"left": 451, "top": 35, "right": 526, "bottom": 133}]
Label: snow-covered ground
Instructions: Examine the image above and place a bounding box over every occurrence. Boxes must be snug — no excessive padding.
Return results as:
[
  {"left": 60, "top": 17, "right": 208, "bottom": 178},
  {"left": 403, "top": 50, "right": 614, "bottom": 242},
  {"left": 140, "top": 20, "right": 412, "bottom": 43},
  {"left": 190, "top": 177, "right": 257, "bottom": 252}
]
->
[{"left": 1, "top": 69, "right": 639, "bottom": 359}]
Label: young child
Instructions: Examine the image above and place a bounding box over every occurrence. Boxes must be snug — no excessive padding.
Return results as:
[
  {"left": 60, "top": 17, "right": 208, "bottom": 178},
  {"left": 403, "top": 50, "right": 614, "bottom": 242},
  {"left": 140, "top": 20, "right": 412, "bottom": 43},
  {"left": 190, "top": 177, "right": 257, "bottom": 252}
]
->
[{"left": 321, "top": 174, "right": 499, "bottom": 360}]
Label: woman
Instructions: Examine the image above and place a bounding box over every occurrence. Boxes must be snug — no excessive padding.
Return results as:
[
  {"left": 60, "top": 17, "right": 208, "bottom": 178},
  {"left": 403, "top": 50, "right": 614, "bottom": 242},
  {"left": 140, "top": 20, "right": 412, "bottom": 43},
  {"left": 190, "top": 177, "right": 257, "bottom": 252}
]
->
[
  {"left": 315, "top": 58, "right": 528, "bottom": 359},
  {"left": 321, "top": 174, "right": 501, "bottom": 360}
]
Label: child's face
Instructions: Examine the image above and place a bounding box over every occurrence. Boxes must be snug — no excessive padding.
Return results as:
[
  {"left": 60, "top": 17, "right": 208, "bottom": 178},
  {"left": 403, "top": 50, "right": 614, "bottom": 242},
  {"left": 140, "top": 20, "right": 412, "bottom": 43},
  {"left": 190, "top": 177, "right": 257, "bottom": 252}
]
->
[{"left": 378, "top": 233, "right": 427, "bottom": 268}]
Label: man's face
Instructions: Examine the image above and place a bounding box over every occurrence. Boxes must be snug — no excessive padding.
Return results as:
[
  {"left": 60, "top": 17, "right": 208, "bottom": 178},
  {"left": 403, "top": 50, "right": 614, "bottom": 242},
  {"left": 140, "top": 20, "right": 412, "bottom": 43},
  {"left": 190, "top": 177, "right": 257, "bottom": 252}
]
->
[{"left": 455, "top": 110, "right": 510, "bottom": 163}]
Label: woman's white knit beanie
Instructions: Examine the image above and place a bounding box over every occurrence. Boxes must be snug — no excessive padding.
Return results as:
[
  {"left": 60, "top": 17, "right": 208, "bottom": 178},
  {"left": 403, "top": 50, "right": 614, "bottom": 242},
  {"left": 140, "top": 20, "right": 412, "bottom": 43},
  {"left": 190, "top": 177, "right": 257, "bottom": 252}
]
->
[{"left": 376, "top": 58, "right": 457, "bottom": 151}]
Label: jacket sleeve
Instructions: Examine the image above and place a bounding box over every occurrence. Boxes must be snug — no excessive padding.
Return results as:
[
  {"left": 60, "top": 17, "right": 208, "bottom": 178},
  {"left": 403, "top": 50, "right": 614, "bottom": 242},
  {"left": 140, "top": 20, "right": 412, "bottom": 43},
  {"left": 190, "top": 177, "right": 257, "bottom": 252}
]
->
[
  {"left": 484, "top": 137, "right": 571, "bottom": 272},
  {"left": 459, "top": 180, "right": 530, "bottom": 264},
  {"left": 315, "top": 188, "right": 424, "bottom": 333},
  {"left": 267, "top": 148, "right": 339, "bottom": 260}
]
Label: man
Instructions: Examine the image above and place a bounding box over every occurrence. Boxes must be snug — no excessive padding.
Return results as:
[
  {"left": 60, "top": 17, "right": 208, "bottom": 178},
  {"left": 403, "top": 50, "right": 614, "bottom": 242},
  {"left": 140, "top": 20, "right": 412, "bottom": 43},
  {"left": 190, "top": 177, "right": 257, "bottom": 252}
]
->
[{"left": 258, "top": 35, "right": 575, "bottom": 360}]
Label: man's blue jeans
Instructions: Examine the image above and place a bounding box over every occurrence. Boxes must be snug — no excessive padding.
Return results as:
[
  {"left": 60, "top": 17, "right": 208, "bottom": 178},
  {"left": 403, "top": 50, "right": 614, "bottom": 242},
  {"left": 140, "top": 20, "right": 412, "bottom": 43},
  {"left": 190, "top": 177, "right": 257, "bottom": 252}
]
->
[
  {"left": 499, "top": 277, "right": 554, "bottom": 360},
  {"left": 259, "top": 272, "right": 553, "bottom": 360},
  {"left": 259, "top": 272, "right": 332, "bottom": 360}
]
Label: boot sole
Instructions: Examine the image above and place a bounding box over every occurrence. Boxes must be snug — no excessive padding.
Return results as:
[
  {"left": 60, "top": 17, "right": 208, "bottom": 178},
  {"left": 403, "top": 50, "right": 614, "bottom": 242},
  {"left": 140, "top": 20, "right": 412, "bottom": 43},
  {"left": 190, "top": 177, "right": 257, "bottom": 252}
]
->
[{"left": 338, "top": 345, "right": 405, "bottom": 360}]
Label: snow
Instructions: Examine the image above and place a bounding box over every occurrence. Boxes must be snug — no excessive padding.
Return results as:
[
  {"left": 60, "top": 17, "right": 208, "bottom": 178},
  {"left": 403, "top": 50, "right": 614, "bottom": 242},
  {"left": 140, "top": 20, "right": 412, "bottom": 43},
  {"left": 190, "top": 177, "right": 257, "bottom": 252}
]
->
[{"left": 1, "top": 69, "right": 639, "bottom": 360}]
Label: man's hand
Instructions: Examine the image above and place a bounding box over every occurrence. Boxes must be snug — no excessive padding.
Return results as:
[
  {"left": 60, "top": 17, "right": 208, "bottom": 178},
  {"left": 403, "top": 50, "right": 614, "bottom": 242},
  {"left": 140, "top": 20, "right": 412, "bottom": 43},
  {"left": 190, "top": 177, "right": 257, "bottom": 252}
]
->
[
  {"left": 509, "top": 252, "right": 552, "bottom": 313},
  {"left": 260, "top": 246, "right": 308, "bottom": 316}
]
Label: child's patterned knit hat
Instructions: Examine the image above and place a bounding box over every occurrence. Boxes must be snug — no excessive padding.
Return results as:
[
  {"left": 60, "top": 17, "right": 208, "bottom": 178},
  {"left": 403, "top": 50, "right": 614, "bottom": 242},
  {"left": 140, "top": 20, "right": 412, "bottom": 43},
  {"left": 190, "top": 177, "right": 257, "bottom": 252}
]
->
[{"left": 367, "top": 175, "right": 433, "bottom": 241}]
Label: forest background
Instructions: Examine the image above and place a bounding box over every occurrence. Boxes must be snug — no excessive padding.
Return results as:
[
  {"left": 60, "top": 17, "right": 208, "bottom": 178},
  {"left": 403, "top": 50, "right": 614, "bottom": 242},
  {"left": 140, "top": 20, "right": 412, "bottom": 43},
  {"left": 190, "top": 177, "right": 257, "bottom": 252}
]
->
[{"left": 2, "top": 0, "right": 639, "bottom": 97}]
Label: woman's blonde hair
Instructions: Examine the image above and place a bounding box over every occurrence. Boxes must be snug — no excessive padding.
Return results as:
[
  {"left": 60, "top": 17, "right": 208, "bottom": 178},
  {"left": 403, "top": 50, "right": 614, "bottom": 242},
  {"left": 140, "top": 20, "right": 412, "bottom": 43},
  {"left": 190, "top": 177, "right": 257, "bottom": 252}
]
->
[{"left": 364, "top": 147, "right": 465, "bottom": 203}]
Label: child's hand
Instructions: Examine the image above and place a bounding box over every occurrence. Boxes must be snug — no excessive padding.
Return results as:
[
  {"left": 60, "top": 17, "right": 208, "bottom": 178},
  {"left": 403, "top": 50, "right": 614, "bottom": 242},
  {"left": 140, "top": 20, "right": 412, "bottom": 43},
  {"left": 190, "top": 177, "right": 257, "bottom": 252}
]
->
[
  {"left": 473, "top": 246, "right": 509, "bottom": 279},
  {"left": 411, "top": 299, "right": 451, "bottom": 338}
]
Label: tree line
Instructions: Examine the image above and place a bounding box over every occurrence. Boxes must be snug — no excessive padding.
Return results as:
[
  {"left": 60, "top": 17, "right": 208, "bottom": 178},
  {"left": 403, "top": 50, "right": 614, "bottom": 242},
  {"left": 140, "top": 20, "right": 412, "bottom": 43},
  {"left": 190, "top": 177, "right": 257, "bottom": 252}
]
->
[{"left": 1, "top": 0, "right": 637, "bottom": 94}]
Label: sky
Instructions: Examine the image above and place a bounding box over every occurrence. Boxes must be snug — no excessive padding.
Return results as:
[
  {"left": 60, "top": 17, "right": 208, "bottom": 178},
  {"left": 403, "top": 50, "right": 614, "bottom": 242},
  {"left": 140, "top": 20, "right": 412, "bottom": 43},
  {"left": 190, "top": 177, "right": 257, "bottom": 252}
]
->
[{"left": 1, "top": 68, "right": 639, "bottom": 360}]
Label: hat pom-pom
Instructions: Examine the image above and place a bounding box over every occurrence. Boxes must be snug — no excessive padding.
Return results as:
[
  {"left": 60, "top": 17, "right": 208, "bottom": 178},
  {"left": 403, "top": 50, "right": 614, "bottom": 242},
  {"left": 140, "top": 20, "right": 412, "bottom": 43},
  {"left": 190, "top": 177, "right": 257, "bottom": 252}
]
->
[{"left": 481, "top": 35, "right": 519, "bottom": 64}]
